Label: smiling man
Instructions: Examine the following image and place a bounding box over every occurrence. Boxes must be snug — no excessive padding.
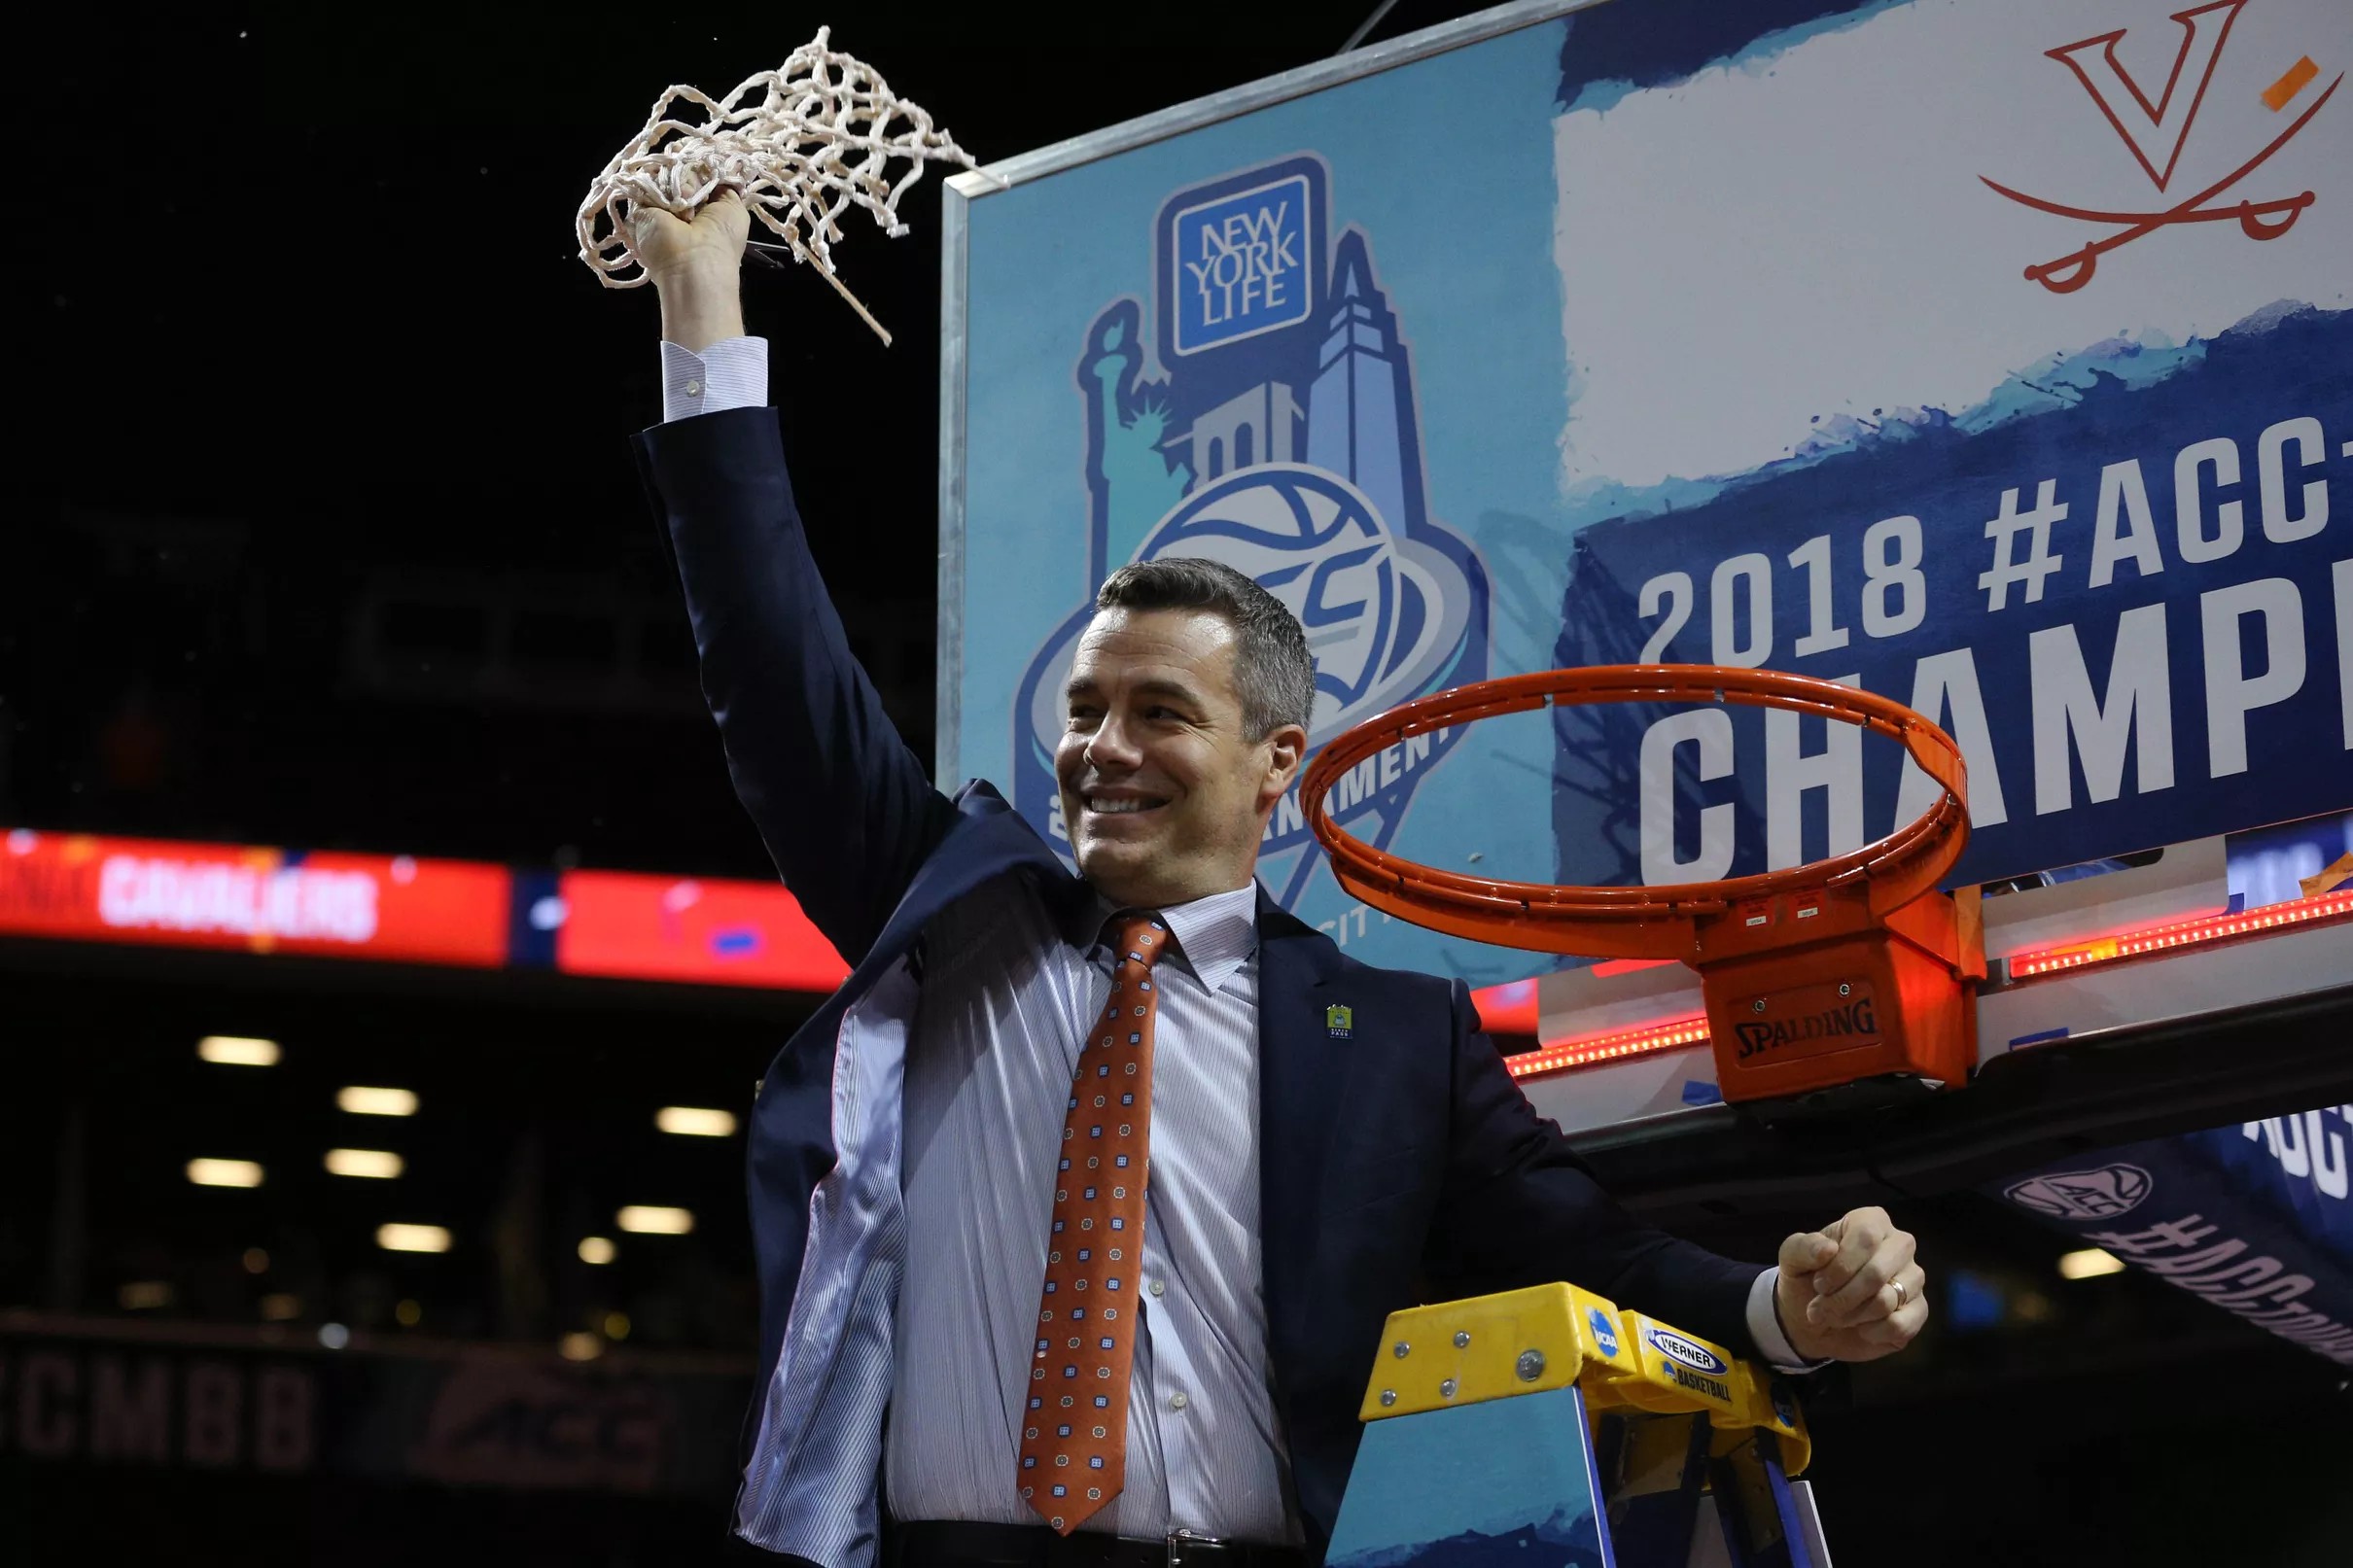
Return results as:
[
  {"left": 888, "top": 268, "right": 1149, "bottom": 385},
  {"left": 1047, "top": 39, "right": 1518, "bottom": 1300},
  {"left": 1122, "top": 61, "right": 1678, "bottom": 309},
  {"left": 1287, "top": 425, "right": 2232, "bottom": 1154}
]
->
[
  {"left": 626, "top": 195, "right": 1925, "bottom": 1568},
  {"left": 1059, "top": 566, "right": 1310, "bottom": 909}
]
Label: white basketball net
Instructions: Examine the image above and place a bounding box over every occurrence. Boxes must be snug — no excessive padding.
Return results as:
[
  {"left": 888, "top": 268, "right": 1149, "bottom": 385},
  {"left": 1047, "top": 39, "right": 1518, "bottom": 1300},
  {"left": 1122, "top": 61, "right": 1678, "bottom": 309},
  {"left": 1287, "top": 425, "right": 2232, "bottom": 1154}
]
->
[{"left": 577, "top": 27, "right": 983, "bottom": 343}]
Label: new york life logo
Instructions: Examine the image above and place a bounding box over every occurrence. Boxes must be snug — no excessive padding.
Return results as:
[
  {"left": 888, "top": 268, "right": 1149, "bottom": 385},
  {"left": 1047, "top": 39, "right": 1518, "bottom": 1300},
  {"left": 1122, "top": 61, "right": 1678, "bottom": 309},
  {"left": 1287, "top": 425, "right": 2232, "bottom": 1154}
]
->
[
  {"left": 1981, "top": 0, "right": 2340, "bottom": 292},
  {"left": 1168, "top": 172, "right": 1315, "bottom": 355},
  {"left": 1011, "top": 156, "right": 1489, "bottom": 908}
]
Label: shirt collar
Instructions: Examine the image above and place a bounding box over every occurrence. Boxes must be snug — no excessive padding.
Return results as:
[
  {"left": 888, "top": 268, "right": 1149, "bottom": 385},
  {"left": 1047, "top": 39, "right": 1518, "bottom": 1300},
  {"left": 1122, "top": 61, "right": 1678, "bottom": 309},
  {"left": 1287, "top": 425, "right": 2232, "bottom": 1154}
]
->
[{"left": 1071, "top": 882, "right": 1260, "bottom": 996}]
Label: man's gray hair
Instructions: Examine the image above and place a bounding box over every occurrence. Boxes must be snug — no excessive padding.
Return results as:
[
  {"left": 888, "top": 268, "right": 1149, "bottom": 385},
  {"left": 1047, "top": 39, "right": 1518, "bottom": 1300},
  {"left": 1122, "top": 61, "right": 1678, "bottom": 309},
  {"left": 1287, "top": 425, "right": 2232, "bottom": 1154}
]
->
[{"left": 1095, "top": 557, "right": 1316, "bottom": 740}]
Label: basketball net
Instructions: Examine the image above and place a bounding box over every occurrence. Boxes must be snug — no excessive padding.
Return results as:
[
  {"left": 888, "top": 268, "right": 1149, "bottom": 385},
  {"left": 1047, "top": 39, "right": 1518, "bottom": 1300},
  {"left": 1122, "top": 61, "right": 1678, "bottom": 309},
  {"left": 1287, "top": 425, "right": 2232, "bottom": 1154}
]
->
[{"left": 577, "top": 27, "right": 986, "bottom": 344}]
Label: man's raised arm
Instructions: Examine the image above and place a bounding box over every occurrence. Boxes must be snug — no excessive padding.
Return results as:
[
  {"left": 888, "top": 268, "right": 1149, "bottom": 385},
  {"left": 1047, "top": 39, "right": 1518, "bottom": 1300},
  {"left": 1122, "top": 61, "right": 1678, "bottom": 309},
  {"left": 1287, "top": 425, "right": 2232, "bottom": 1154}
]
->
[{"left": 632, "top": 196, "right": 956, "bottom": 965}]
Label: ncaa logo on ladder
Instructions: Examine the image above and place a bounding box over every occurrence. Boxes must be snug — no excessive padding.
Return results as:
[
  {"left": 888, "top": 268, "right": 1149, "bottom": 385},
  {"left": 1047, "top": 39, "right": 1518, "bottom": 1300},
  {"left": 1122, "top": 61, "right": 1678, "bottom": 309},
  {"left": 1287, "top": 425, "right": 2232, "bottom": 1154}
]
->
[{"left": 1587, "top": 1306, "right": 1621, "bottom": 1359}]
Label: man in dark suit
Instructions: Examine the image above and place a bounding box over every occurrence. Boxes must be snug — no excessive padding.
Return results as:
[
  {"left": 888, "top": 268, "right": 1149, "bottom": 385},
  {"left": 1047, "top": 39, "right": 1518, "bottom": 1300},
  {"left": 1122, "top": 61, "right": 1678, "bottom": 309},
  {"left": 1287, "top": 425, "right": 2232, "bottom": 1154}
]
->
[{"left": 626, "top": 196, "right": 1925, "bottom": 1568}]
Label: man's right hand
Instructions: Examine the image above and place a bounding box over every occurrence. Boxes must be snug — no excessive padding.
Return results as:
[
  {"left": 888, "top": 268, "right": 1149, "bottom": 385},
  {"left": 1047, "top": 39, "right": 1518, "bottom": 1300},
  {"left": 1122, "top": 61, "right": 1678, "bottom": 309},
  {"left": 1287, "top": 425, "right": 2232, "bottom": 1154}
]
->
[{"left": 635, "top": 192, "right": 751, "bottom": 351}]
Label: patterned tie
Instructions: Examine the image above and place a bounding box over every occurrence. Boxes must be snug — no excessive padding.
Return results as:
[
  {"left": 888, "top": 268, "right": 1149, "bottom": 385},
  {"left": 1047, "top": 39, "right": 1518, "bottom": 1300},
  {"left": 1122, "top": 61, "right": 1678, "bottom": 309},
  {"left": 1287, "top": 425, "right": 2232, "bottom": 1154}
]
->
[{"left": 1018, "top": 911, "right": 1170, "bottom": 1535}]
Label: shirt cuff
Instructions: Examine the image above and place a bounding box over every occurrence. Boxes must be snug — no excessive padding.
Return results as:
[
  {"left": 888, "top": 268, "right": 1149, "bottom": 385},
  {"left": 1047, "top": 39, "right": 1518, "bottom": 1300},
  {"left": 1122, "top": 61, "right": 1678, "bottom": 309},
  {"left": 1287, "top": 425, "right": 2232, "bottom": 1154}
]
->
[
  {"left": 1746, "top": 1267, "right": 1831, "bottom": 1374},
  {"left": 659, "top": 336, "right": 768, "bottom": 422}
]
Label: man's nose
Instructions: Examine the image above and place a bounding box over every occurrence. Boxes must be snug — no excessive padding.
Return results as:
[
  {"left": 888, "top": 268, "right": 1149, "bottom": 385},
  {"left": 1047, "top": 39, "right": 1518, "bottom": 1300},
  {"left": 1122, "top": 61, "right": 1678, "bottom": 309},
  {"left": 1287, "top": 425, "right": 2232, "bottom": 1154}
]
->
[{"left": 1084, "top": 712, "right": 1144, "bottom": 769}]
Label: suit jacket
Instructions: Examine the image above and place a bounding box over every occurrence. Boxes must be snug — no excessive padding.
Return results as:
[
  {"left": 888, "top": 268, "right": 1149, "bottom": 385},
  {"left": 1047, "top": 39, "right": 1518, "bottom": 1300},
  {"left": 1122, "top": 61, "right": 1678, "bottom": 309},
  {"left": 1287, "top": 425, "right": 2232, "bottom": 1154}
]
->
[{"left": 635, "top": 407, "right": 1767, "bottom": 1565}]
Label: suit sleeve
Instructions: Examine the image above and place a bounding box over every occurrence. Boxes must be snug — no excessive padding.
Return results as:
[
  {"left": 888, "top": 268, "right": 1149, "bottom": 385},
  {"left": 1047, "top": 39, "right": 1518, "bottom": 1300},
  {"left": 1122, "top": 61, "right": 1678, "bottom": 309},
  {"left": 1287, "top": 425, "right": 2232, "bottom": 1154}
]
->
[
  {"left": 1423, "top": 979, "right": 1766, "bottom": 1358},
  {"left": 633, "top": 406, "right": 957, "bottom": 965}
]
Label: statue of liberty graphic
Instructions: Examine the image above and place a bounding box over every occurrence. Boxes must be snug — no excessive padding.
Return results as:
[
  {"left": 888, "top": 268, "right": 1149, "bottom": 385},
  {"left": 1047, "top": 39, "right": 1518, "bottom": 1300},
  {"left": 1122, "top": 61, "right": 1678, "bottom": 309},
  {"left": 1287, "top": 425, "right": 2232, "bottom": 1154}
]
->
[{"left": 1014, "top": 157, "right": 1489, "bottom": 911}]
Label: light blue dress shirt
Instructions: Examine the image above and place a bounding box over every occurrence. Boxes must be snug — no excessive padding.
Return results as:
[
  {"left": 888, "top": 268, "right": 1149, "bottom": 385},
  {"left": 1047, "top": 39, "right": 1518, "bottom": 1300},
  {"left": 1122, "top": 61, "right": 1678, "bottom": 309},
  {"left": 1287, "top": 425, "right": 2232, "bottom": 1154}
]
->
[{"left": 892, "top": 880, "right": 1297, "bottom": 1541}]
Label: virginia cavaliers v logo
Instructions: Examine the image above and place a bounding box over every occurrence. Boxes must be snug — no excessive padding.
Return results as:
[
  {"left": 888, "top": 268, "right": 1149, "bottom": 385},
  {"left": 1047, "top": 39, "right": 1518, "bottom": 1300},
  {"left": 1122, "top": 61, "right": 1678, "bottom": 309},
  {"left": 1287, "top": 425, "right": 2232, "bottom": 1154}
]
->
[{"left": 1982, "top": 0, "right": 2340, "bottom": 292}]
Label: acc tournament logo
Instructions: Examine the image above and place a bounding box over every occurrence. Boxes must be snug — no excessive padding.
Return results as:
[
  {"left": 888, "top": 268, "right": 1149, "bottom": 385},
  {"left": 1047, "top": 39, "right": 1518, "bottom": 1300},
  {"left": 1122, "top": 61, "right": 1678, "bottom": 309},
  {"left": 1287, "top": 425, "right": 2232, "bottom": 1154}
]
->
[
  {"left": 1012, "top": 156, "right": 1489, "bottom": 907},
  {"left": 1981, "top": 0, "right": 2340, "bottom": 292},
  {"left": 2004, "top": 1163, "right": 2156, "bottom": 1220}
]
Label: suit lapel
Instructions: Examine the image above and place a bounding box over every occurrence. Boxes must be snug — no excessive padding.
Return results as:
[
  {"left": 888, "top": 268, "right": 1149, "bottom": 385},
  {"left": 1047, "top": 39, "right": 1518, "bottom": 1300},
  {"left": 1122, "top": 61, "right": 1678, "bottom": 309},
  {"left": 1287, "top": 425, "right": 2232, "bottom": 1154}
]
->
[
  {"left": 868, "top": 782, "right": 1073, "bottom": 966},
  {"left": 1254, "top": 890, "right": 1357, "bottom": 1344}
]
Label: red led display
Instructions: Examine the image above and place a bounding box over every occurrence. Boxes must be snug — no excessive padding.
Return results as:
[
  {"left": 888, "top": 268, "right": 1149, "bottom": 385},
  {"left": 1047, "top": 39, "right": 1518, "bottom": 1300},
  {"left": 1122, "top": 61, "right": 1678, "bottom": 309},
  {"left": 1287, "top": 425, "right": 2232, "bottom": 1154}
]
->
[
  {"left": 553, "top": 869, "right": 849, "bottom": 993},
  {"left": 0, "top": 828, "right": 510, "bottom": 967}
]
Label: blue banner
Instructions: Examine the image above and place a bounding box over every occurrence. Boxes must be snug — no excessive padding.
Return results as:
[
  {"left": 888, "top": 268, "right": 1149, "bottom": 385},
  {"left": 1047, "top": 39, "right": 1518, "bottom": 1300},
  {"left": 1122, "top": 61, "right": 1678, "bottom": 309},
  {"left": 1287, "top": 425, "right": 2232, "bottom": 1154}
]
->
[
  {"left": 1996, "top": 1107, "right": 2353, "bottom": 1365},
  {"left": 951, "top": 0, "right": 2353, "bottom": 983},
  {"left": 2194, "top": 1108, "right": 2353, "bottom": 1256},
  {"left": 1560, "top": 308, "right": 2353, "bottom": 888}
]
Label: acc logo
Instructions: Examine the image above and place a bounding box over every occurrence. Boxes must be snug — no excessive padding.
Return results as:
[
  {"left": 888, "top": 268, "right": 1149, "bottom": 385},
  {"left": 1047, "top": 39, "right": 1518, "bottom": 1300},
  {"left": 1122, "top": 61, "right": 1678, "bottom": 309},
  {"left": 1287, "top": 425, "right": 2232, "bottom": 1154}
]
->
[
  {"left": 1586, "top": 1307, "right": 1621, "bottom": 1359},
  {"left": 1132, "top": 468, "right": 1473, "bottom": 734},
  {"left": 1642, "top": 1327, "right": 1728, "bottom": 1376},
  {"left": 2004, "top": 1163, "right": 2156, "bottom": 1220},
  {"left": 1011, "top": 156, "right": 1489, "bottom": 894}
]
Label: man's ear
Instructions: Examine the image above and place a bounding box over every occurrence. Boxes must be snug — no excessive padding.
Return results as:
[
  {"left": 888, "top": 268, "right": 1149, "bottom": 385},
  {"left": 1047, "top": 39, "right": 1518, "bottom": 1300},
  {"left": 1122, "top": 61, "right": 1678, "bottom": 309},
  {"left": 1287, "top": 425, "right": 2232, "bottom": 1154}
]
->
[{"left": 1260, "top": 722, "right": 1308, "bottom": 809}]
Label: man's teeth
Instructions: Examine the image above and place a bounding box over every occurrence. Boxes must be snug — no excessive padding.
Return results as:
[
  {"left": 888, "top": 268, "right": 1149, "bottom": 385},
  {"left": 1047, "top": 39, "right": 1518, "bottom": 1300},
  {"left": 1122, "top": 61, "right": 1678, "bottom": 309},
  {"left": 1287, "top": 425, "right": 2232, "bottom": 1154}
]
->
[{"left": 1089, "top": 797, "right": 1159, "bottom": 814}]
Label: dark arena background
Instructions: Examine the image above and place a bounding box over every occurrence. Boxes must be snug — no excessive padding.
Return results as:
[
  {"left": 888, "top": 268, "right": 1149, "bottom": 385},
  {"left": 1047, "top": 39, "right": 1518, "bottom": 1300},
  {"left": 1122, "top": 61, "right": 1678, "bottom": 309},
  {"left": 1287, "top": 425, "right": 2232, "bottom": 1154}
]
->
[{"left": 10, "top": 3, "right": 2352, "bottom": 1565}]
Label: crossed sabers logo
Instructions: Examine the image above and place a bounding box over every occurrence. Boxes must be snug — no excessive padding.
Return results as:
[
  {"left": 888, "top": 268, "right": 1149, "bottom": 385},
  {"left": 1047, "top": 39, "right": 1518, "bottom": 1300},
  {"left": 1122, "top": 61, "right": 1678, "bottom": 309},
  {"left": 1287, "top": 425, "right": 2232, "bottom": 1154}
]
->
[{"left": 1982, "top": 0, "right": 2340, "bottom": 293}]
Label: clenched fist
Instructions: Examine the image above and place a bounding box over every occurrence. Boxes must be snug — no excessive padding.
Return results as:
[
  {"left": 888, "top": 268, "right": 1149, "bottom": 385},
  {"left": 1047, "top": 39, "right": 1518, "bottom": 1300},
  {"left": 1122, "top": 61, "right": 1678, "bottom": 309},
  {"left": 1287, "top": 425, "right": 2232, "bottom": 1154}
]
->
[
  {"left": 632, "top": 192, "right": 750, "bottom": 351},
  {"left": 1774, "top": 1205, "right": 1926, "bottom": 1363},
  {"left": 631, "top": 192, "right": 751, "bottom": 284}
]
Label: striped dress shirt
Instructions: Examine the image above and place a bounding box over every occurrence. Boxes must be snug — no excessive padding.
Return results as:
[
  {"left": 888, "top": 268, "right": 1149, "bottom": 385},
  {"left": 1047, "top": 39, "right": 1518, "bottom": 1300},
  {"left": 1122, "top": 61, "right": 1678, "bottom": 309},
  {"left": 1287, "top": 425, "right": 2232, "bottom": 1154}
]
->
[{"left": 890, "top": 877, "right": 1300, "bottom": 1544}]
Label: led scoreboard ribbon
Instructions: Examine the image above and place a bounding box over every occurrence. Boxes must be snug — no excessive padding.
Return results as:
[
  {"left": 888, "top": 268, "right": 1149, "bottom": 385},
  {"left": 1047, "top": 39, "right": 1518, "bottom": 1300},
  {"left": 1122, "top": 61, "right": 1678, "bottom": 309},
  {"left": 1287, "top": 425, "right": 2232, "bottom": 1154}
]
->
[
  {"left": 1, "top": 825, "right": 1532, "bottom": 1026},
  {"left": 0, "top": 826, "right": 843, "bottom": 990},
  {"left": 0, "top": 829, "right": 509, "bottom": 967}
]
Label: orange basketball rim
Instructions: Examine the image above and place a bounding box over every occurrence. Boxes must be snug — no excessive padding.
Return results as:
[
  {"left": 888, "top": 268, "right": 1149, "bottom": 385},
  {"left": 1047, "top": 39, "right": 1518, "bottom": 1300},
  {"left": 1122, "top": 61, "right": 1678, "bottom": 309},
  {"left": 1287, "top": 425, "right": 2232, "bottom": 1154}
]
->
[{"left": 1298, "top": 666, "right": 1986, "bottom": 1102}]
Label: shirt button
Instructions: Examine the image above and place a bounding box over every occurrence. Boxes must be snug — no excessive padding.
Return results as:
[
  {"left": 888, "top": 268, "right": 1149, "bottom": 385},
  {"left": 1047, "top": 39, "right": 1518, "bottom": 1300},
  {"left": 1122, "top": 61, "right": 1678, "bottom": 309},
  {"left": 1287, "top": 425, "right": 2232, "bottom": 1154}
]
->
[
  {"left": 1169, "top": 1392, "right": 1188, "bottom": 1411},
  {"left": 1149, "top": 1280, "right": 1166, "bottom": 1299},
  {"left": 684, "top": 379, "right": 703, "bottom": 396}
]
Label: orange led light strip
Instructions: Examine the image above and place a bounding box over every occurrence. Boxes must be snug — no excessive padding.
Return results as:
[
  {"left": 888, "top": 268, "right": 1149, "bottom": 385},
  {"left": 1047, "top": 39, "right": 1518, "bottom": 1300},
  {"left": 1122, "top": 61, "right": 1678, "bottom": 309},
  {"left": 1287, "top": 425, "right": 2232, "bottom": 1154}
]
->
[
  {"left": 2008, "top": 888, "right": 2353, "bottom": 979},
  {"left": 1507, "top": 1014, "right": 1712, "bottom": 1081},
  {"left": 1506, "top": 888, "right": 2353, "bottom": 1077}
]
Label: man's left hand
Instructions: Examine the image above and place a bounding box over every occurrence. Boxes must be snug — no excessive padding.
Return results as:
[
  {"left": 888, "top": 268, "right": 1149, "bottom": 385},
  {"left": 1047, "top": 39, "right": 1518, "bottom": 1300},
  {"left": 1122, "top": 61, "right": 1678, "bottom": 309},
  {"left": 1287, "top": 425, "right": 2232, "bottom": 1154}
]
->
[{"left": 1774, "top": 1206, "right": 1926, "bottom": 1363}]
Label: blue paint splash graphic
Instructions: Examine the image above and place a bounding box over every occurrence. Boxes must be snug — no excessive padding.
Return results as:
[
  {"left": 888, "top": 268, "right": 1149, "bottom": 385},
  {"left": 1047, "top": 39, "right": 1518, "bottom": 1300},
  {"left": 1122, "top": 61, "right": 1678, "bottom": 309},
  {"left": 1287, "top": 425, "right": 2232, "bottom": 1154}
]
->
[
  {"left": 1559, "top": 0, "right": 1909, "bottom": 116},
  {"left": 1562, "top": 299, "right": 2331, "bottom": 533}
]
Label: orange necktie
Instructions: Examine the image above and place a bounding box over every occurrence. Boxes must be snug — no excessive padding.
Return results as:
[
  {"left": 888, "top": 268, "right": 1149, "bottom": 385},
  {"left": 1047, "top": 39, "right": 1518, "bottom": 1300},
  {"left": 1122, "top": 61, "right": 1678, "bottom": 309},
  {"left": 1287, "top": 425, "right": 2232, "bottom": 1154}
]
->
[{"left": 1018, "top": 912, "right": 1169, "bottom": 1534}]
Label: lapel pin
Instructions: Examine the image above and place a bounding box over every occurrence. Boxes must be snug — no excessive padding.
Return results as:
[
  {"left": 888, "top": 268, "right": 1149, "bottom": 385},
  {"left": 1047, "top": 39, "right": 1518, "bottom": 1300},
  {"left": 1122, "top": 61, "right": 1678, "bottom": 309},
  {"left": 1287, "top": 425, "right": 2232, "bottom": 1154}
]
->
[{"left": 1325, "top": 1003, "right": 1353, "bottom": 1039}]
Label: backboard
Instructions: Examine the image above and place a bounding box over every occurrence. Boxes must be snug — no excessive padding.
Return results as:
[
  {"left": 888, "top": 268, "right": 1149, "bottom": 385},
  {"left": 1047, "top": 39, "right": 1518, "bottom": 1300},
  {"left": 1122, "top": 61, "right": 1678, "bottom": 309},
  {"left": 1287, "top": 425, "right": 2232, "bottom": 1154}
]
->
[
  {"left": 939, "top": 0, "right": 2353, "bottom": 1364},
  {"left": 938, "top": 0, "right": 2352, "bottom": 991}
]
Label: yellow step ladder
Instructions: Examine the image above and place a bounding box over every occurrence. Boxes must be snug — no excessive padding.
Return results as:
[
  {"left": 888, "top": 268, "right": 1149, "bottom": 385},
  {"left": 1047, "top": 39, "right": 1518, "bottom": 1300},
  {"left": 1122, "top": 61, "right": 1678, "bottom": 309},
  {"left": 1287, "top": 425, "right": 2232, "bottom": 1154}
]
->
[{"left": 1326, "top": 1283, "right": 1828, "bottom": 1567}]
